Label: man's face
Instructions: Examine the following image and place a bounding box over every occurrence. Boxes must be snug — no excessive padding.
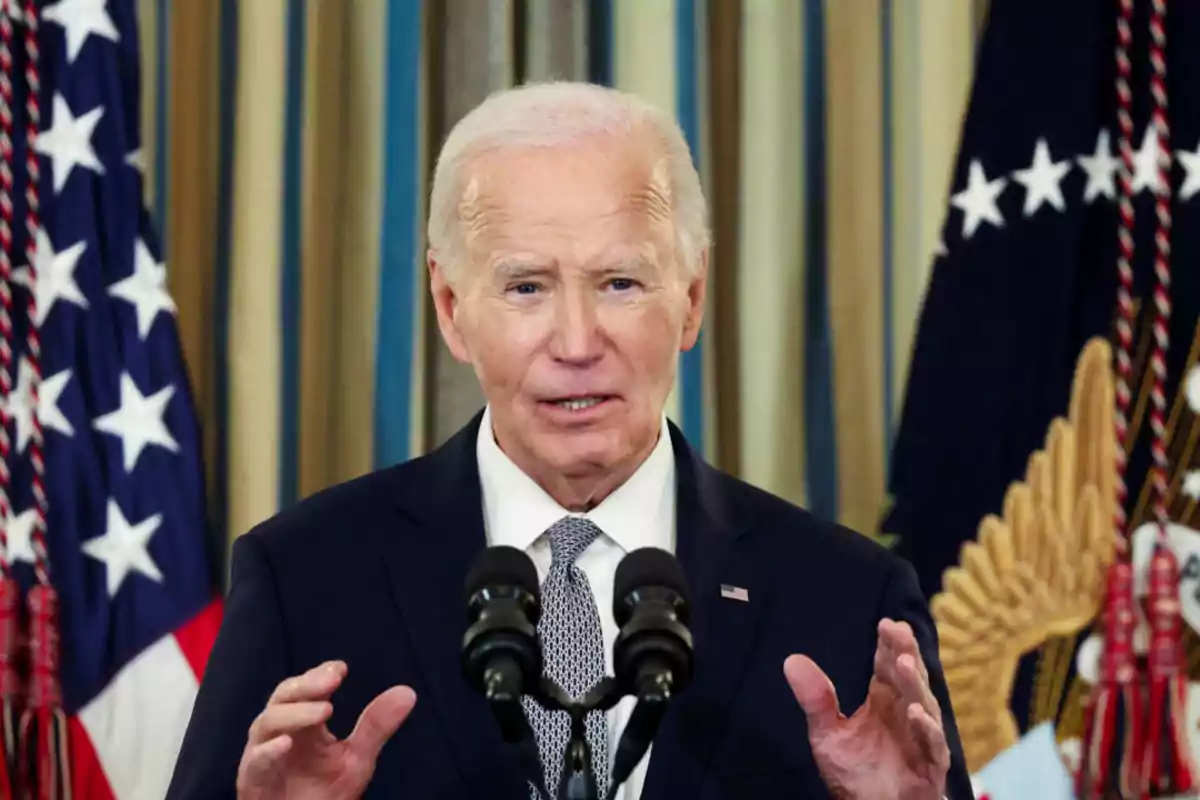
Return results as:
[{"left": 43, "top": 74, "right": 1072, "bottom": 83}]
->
[{"left": 430, "top": 134, "right": 706, "bottom": 501}]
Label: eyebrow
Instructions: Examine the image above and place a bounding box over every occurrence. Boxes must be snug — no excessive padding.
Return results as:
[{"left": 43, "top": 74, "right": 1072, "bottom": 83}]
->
[
  {"left": 492, "top": 260, "right": 553, "bottom": 281},
  {"left": 489, "top": 256, "right": 653, "bottom": 281},
  {"left": 596, "top": 257, "right": 652, "bottom": 275}
]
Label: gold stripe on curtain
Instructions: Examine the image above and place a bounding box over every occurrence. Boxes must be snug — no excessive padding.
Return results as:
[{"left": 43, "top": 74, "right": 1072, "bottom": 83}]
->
[
  {"left": 612, "top": 0, "right": 680, "bottom": 424},
  {"left": 228, "top": 0, "right": 288, "bottom": 541},
  {"left": 736, "top": 0, "right": 806, "bottom": 508},
  {"left": 295, "top": 0, "right": 391, "bottom": 497},
  {"left": 339, "top": 0, "right": 392, "bottom": 475},
  {"left": 167, "top": 0, "right": 222, "bottom": 515},
  {"left": 706, "top": 0, "right": 741, "bottom": 474},
  {"left": 310, "top": 0, "right": 391, "bottom": 484},
  {"left": 136, "top": 0, "right": 159, "bottom": 214},
  {"left": 889, "top": 1, "right": 976, "bottom": 415},
  {"left": 826, "top": 0, "right": 885, "bottom": 536},
  {"left": 299, "top": 0, "right": 345, "bottom": 499}
]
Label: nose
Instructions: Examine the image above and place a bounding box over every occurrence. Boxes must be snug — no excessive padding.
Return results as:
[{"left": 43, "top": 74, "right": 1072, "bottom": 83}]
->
[{"left": 548, "top": 287, "right": 603, "bottom": 366}]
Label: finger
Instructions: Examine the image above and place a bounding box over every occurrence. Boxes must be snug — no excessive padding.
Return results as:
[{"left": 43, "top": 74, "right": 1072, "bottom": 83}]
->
[
  {"left": 238, "top": 734, "right": 293, "bottom": 789},
  {"left": 908, "top": 703, "right": 951, "bottom": 781},
  {"left": 872, "top": 628, "right": 911, "bottom": 694},
  {"left": 895, "top": 653, "right": 941, "bottom": 725},
  {"left": 783, "top": 655, "right": 843, "bottom": 740},
  {"left": 248, "top": 701, "right": 334, "bottom": 744},
  {"left": 269, "top": 661, "right": 347, "bottom": 706},
  {"left": 874, "top": 622, "right": 930, "bottom": 697},
  {"left": 879, "top": 619, "right": 928, "bottom": 684},
  {"left": 347, "top": 686, "right": 418, "bottom": 760}
]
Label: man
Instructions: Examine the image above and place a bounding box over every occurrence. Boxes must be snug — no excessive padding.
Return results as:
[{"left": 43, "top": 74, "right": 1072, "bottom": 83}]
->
[{"left": 167, "top": 81, "right": 974, "bottom": 800}]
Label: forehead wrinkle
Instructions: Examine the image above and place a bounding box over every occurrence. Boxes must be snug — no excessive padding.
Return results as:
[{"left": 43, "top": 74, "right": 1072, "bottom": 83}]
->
[
  {"left": 457, "top": 173, "right": 510, "bottom": 256},
  {"left": 455, "top": 149, "right": 677, "bottom": 270},
  {"left": 626, "top": 159, "right": 673, "bottom": 225}
]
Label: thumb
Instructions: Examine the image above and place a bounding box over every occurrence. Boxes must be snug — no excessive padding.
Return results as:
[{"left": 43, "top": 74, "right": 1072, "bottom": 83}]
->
[
  {"left": 784, "top": 654, "right": 842, "bottom": 740},
  {"left": 347, "top": 685, "right": 417, "bottom": 760}
]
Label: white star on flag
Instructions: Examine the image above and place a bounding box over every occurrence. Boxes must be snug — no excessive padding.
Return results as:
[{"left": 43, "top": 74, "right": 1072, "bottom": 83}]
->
[
  {"left": 4, "top": 506, "right": 38, "bottom": 566},
  {"left": 951, "top": 159, "right": 1007, "bottom": 239},
  {"left": 6, "top": 358, "right": 74, "bottom": 453},
  {"left": 108, "top": 239, "right": 176, "bottom": 339},
  {"left": 1078, "top": 129, "right": 1120, "bottom": 203},
  {"left": 81, "top": 499, "right": 164, "bottom": 597},
  {"left": 1013, "top": 138, "right": 1071, "bottom": 216},
  {"left": 93, "top": 372, "right": 180, "bottom": 472},
  {"left": 1178, "top": 141, "right": 1200, "bottom": 202},
  {"left": 42, "top": 0, "right": 121, "bottom": 64},
  {"left": 1132, "top": 125, "right": 1167, "bottom": 195},
  {"left": 125, "top": 147, "right": 145, "bottom": 174},
  {"left": 34, "top": 93, "right": 105, "bottom": 194},
  {"left": 1184, "top": 470, "right": 1200, "bottom": 501},
  {"left": 1187, "top": 365, "right": 1200, "bottom": 414},
  {"left": 13, "top": 228, "right": 88, "bottom": 326}
]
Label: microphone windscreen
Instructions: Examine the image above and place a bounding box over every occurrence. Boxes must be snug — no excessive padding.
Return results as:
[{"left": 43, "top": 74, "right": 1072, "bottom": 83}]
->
[
  {"left": 613, "top": 547, "right": 690, "bottom": 623},
  {"left": 463, "top": 545, "right": 540, "bottom": 607}
]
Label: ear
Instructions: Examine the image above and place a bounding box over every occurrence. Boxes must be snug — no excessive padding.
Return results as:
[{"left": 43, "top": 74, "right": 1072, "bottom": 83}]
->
[
  {"left": 428, "top": 251, "right": 472, "bottom": 364},
  {"left": 680, "top": 247, "right": 708, "bottom": 352}
]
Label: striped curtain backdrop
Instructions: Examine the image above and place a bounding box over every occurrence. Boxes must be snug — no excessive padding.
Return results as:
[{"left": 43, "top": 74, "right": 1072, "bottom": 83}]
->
[{"left": 139, "top": 0, "right": 990, "bottom": 572}]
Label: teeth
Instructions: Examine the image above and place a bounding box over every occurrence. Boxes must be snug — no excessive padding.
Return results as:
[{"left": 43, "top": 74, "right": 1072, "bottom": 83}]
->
[{"left": 556, "top": 397, "right": 603, "bottom": 411}]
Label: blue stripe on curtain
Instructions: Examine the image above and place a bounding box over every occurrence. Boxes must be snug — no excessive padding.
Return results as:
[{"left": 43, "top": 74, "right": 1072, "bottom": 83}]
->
[
  {"left": 279, "top": 0, "right": 306, "bottom": 508},
  {"left": 374, "top": 0, "right": 423, "bottom": 469},
  {"left": 212, "top": 0, "right": 238, "bottom": 558},
  {"left": 588, "top": 0, "right": 614, "bottom": 86},
  {"left": 154, "top": 0, "right": 169, "bottom": 243},
  {"left": 675, "top": 0, "right": 703, "bottom": 451},
  {"left": 881, "top": 0, "right": 894, "bottom": 473},
  {"left": 802, "top": 0, "right": 838, "bottom": 521}
]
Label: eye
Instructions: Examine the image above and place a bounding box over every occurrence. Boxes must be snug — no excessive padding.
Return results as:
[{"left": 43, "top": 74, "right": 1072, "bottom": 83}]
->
[
  {"left": 607, "top": 277, "right": 639, "bottom": 292},
  {"left": 510, "top": 282, "right": 541, "bottom": 295}
]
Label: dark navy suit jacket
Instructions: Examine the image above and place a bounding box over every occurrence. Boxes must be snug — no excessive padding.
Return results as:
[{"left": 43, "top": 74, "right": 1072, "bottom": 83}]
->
[{"left": 167, "top": 413, "right": 975, "bottom": 799}]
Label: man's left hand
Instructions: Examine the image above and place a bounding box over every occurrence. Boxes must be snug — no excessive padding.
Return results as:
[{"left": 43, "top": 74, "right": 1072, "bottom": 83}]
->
[{"left": 784, "top": 618, "right": 950, "bottom": 800}]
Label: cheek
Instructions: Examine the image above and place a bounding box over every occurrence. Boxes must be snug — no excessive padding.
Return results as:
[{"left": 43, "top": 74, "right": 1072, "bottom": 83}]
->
[
  {"left": 600, "top": 301, "right": 684, "bottom": 375},
  {"left": 466, "top": 307, "right": 547, "bottom": 384}
]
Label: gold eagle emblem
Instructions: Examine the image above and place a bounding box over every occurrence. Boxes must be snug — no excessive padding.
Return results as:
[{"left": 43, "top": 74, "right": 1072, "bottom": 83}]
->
[{"left": 930, "top": 337, "right": 1119, "bottom": 772}]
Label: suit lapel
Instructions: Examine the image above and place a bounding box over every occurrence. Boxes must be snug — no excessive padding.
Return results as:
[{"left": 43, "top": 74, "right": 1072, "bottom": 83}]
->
[
  {"left": 379, "top": 412, "right": 527, "bottom": 799},
  {"left": 640, "top": 424, "right": 769, "bottom": 799},
  {"left": 378, "top": 414, "right": 767, "bottom": 797}
]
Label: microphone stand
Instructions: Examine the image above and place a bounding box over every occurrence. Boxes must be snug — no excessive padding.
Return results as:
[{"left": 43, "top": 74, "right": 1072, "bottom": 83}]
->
[
  {"left": 532, "top": 676, "right": 624, "bottom": 800},
  {"left": 481, "top": 655, "right": 553, "bottom": 799},
  {"left": 530, "top": 664, "right": 683, "bottom": 800}
]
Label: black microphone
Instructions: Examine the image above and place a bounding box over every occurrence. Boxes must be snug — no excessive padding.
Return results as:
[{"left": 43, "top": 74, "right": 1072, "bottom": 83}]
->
[
  {"left": 462, "top": 545, "right": 543, "bottom": 703},
  {"left": 607, "top": 547, "right": 694, "bottom": 798},
  {"left": 461, "top": 546, "right": 550, "bottom": 798}
]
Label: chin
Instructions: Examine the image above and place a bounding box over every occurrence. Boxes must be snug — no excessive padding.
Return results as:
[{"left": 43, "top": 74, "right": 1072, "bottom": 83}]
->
[{"left": 537, "top": 430, "right": 623, "bottom": 474}]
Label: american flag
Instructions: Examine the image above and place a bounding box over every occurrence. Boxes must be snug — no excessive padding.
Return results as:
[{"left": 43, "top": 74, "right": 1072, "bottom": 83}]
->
[
  {"left": 719, "top": 583, "right": 748, "bottom": 602},
  {"left": 0, "top": 0, "right": 222, "bottom": 797}
]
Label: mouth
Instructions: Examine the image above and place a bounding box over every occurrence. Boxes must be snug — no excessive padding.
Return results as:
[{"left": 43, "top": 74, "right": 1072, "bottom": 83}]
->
[{"left": 538, "top": 395, "right": 618, "bottom": 413}]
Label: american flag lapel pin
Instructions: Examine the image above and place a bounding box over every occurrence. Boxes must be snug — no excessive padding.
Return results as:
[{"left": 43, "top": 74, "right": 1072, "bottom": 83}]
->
[{"left": 720, "top": 584, "right": 749, "bottom": 602}]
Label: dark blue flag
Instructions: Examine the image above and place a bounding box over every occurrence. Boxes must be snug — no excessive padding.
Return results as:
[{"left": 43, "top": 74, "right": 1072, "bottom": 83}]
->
[{"left": 882, "top": 0, "right": 1200, "bottom": 782}]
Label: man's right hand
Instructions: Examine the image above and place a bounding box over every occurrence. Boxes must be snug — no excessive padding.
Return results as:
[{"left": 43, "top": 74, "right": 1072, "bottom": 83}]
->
[{"left": 236, "top": 660, "right": 417, "bottom": 800}]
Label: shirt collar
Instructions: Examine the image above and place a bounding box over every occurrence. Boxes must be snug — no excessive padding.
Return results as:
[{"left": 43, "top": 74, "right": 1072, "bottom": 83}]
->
[{"left": 476, "top": 405, "right": 676, "bottom": 554}]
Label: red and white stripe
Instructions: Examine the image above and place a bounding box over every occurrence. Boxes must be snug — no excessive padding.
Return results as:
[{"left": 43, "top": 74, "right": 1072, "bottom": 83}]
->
[{"left": 71, "top": 600, "right": 221, "bottom": 799}]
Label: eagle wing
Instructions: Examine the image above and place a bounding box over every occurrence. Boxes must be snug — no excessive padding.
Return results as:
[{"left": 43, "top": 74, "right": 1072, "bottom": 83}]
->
[{"left": 930, "top": 337, "right": 1118, "bottom": 772}]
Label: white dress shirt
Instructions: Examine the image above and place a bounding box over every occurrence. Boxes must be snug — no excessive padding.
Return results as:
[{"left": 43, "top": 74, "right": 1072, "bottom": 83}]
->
[{"left": 476, "top": 405, "right": 676, "bottom": 800}]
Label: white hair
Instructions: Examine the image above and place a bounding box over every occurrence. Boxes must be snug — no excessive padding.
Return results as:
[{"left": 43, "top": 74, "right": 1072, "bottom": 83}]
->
[{"left": 426, "top": 81, "right": 710, "bottom": 281}]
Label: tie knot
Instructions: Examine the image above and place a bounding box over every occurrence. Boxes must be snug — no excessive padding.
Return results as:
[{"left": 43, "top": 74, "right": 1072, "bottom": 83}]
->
[{"left": 545, "top": 516, "right": 602, "bottom": 566}]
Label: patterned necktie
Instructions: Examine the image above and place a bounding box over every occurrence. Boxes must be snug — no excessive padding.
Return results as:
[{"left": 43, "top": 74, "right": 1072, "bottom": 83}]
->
[{"left": 524, "top": 516, "right": 610, "bottom": 799}]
